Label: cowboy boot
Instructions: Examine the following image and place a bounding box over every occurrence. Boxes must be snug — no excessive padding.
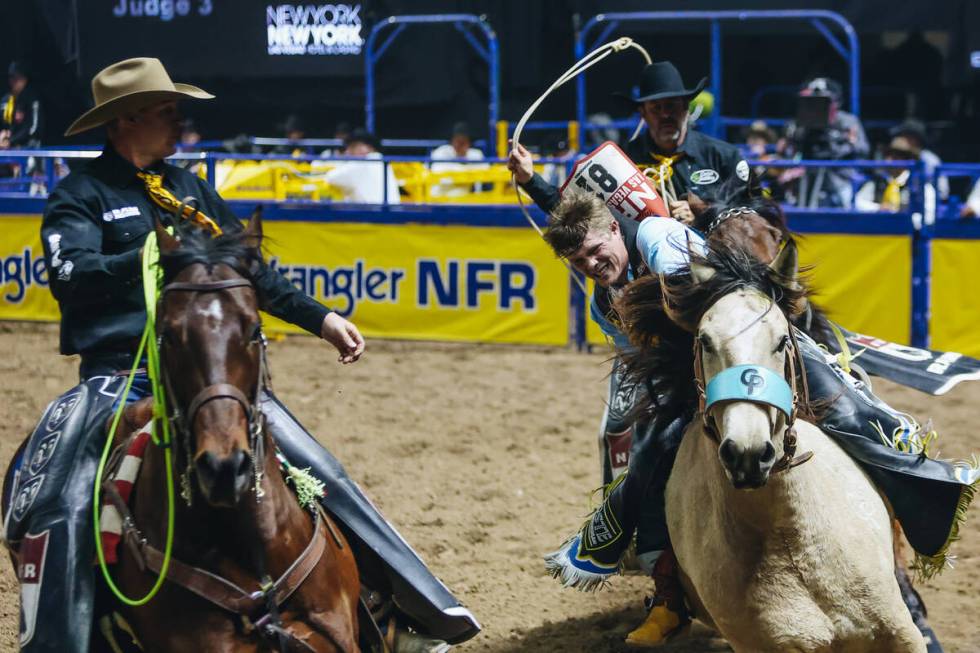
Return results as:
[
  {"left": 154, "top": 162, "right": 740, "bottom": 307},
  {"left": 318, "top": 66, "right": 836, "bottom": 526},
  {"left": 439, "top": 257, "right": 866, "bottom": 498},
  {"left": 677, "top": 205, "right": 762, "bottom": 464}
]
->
[{"left": 625, "top": 548, "right": 691, "bottom": 648}]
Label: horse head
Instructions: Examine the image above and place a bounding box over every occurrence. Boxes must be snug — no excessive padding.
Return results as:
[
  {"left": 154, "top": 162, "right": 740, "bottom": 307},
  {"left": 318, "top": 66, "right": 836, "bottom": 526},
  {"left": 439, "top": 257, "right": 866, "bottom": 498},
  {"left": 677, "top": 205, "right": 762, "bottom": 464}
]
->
[
  {"left": 617, "top": 238, "right": 809, "bottom": 490},
  {"left": 691, "top": 241, "right": 807, "bottom": 488},
  {"left": 156, "top": 213, "right": 266, "bottom": 508}
]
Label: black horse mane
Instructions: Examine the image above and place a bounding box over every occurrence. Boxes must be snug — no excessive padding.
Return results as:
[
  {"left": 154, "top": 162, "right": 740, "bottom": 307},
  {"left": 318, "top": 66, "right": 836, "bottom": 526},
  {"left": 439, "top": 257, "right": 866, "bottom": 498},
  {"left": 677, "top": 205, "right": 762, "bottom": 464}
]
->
[
  {"left": 159, "top": 225, "right": 262, "bottom": 283},
  {"left": 616, "top": 241, "right": 809, "bottom": 419}
]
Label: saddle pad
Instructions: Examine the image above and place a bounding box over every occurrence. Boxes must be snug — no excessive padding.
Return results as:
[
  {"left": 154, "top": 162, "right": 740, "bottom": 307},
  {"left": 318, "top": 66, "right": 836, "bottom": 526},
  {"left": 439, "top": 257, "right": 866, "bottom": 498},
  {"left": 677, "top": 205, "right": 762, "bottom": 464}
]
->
[{"left": 99, "top": 427, "right": 152, "bottom": 564}]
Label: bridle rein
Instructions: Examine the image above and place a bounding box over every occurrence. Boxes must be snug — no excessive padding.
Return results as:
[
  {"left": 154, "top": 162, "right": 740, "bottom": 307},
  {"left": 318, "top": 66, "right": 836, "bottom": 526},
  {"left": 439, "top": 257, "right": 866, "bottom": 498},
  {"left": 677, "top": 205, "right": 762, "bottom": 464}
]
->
[{"left": 692, "top": 301, "right": 814, "bottom": 476}]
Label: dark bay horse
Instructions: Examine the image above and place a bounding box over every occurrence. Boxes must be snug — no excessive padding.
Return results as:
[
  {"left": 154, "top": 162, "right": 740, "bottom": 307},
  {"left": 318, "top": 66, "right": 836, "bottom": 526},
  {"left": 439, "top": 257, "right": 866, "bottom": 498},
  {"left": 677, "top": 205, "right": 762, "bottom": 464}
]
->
[{"left": 106, "top": 216, "right": 360, "bottom": 652}]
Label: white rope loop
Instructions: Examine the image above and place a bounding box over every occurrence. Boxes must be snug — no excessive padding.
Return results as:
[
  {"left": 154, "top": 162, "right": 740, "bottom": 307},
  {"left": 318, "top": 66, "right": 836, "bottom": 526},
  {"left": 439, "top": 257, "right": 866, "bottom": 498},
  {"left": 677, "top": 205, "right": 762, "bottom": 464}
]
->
[{"left": 510, "top": 37, "right": 652, "bottom": 296}]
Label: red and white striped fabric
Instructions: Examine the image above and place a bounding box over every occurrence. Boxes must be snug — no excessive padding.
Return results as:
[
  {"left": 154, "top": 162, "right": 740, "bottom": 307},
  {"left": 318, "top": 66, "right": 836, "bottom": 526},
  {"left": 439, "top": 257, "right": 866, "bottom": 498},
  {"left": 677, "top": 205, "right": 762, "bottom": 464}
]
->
[{"left": 99, "top": 426, "right": 152, "bottom": 564}]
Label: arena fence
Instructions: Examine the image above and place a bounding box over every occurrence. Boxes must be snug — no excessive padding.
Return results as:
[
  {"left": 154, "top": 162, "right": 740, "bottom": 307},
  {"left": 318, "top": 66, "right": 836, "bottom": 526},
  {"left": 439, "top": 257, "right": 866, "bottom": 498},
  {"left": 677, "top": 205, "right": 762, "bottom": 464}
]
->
[{"left": 0, "top": 152, "right": 978, "bottom": 356}]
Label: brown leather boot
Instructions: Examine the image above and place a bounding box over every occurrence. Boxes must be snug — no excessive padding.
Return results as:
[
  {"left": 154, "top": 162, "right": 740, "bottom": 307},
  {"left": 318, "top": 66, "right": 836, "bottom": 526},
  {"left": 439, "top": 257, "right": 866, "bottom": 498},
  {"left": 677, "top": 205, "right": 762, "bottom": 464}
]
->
[{"left": 625, "top": 548, "right": 691, "bottom": 648}]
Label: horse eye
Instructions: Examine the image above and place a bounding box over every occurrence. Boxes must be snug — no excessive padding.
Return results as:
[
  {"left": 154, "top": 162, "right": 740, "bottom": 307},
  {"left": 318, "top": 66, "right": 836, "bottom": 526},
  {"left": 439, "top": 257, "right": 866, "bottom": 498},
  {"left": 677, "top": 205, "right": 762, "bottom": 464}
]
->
[
  {"left": 774, "top": 334, "right": 790, "bottom": 353},
  {"left": 698, "top": 332, "right": 714, "bottom": 352}
]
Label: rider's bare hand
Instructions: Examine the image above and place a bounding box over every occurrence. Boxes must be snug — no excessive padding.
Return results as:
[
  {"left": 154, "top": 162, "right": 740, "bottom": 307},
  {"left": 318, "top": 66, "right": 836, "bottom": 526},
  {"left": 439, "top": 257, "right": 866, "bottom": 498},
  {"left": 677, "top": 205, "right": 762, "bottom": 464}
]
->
[
  {"left": 507, "top": 142, "right": 534, "bottom": 185},
  {"left": 320, "top": 312, "right": 365, "bottom": 364},
  {"left": 669, "top": 200, "right": 695, "bottom": 225}
]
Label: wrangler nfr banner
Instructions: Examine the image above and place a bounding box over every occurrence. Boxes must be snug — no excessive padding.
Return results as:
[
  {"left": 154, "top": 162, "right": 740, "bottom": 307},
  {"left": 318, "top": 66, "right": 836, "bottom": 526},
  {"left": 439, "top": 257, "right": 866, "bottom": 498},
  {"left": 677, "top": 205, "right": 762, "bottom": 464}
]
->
[{"left": 0, "top": 216, "right": 570, "bottom": 346}]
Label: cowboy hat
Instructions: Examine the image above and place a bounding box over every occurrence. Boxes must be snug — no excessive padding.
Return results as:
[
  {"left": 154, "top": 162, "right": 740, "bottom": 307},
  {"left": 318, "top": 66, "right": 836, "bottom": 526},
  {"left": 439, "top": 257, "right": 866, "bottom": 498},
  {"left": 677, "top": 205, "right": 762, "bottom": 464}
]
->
[
  {"left": 65, "top": 57, "right": 213, "bottom": 136},
  {"left": 614, "top": 61, "right": 707, "bottom": 105}
]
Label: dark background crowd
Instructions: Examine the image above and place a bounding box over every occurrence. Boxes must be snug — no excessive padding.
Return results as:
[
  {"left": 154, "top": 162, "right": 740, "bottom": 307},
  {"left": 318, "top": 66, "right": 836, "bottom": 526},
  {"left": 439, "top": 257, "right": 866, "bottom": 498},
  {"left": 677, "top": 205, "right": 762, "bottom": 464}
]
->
[{"left": 1, "top": 0, "right": 979, "bottom": 211}]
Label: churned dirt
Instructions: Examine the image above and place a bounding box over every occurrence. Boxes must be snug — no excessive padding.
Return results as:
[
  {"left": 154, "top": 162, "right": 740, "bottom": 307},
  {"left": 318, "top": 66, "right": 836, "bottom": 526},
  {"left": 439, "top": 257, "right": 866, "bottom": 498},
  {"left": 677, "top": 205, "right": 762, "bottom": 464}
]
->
[{"left": 0, "top": 322, "right": 977, "bottom": 652}]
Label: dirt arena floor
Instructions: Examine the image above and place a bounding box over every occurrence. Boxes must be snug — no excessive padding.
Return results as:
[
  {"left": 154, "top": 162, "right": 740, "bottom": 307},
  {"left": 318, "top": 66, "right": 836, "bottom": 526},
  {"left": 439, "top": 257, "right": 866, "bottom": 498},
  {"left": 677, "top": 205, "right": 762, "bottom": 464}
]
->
[{"left": 0, "top": 322, "right": 977, "bottom": 652}]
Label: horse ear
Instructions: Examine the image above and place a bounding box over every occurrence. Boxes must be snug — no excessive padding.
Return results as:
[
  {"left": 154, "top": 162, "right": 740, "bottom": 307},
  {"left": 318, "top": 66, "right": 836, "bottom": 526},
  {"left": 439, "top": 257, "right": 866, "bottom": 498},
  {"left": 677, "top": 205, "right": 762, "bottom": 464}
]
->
[
  {"left": 154, "top": 219, "right": 180, "bottom": 254},
  {"left": 244, "top": 206, "right": 263, "bottom": 250},
  {"left": 690, "top": 260, "right": 715, "bottom": 285},
  {"left": 687, "top": 233, "right": 715, "bottom": 285},
  {"left": 769, "top": 238, "right": 800, "bottom": 288}
]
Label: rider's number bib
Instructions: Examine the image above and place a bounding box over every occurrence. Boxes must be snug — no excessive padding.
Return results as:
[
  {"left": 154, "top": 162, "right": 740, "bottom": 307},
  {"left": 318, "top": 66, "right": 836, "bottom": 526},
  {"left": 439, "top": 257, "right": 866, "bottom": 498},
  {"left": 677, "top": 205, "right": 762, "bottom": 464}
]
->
[{"left": 561, "top": 141, "right": 669, "bottom": 222}]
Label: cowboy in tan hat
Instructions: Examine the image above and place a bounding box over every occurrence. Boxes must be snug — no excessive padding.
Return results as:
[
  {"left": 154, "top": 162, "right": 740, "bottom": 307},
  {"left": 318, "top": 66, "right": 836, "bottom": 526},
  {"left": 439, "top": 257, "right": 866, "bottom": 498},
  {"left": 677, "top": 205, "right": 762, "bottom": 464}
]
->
[{"left": 14, "top": 58, "right": 478, "bottom": 652}]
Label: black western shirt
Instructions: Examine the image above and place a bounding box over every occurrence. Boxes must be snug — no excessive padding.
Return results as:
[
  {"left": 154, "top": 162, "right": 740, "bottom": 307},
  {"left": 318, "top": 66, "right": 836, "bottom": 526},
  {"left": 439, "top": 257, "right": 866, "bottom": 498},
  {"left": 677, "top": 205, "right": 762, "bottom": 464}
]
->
[{"left": 41, "top": 145, "right": 330, "bottom": 357}]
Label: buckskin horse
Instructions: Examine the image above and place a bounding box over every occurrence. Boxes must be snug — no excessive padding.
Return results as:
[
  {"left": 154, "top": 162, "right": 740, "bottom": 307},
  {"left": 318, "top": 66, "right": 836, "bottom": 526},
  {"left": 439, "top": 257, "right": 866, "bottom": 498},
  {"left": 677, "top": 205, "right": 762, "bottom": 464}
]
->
[
  {"left": 101, "top": 216, "right": 360, "bottom": 652},
  {"left": 616, "top": 241, "right": 927, "bottom": 652}
]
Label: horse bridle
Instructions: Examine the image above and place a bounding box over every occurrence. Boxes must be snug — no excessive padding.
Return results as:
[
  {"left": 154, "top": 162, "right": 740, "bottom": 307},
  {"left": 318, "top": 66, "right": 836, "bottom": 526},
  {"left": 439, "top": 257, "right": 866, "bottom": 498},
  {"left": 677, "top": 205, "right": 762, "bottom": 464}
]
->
[
  {"left": 112, "top": 275, "right": 353, "bottom": 652},
  {"left": 692, "top": 311, "right": 814, "bottom": 475},
  {"left": 159, "top": 278, "right": 270, "bottom": 505}
]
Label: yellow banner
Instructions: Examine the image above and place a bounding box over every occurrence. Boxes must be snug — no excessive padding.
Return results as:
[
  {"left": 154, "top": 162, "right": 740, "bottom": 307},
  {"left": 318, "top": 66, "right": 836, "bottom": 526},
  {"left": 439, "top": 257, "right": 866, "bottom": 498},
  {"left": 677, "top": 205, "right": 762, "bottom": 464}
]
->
[
  {"left": 0, "top": 215, "right": 570, "bottom": 345},
  {"left": 586, "top": 232, "right": 912, "bottom": 347},
  {"left": 797, "top": 233, "right": 911, "bottom": 344},
  {"left": 260, "top": 222, "right": 569, "bottom": 344},
  {"left": 930, "top": 239, "right": 980, "bottom": 356},
  {"left": 0, "top": 215, "right": 60, "bottom": 322}
]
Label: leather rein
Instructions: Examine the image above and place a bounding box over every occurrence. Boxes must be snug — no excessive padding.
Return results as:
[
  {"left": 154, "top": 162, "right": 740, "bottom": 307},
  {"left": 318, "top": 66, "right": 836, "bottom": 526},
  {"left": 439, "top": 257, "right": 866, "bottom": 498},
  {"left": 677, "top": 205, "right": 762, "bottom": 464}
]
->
[
  {"left": 105, "top": 276, "right": 348, "bottom": 653},
  {"left": 692, "top": 311, "right": 814, "bottom": 475}
]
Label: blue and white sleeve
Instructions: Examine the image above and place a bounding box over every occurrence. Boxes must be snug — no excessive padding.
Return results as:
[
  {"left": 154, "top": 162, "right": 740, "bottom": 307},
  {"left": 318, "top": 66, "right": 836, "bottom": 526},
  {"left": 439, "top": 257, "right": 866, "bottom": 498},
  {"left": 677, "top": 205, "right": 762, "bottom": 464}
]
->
[{"left": 636, "top": 217, "right": 706, "bottom": 274}]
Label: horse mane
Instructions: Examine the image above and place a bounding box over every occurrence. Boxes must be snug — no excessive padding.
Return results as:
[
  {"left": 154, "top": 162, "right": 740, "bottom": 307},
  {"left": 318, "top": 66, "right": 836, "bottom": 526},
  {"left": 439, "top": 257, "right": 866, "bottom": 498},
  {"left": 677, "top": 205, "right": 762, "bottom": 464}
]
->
[
  {"left": 615, "top": 241, "right": 810, "bottom": 419},
  {"left": 160, "top": 226, "right": 261, "bottom": 283},
  {"left": 695, "top": 197, "right": 837, "bottom": 348}
]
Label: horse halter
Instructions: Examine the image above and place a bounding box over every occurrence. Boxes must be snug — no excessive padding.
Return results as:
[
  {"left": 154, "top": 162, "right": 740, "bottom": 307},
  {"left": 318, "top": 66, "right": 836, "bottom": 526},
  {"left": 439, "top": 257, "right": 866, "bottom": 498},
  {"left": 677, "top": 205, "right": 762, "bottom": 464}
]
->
[
  {"left": 705, "top": 206, "right": 753, "bottom": 235},
  {"left": 692, "top": 317, "right": 814, "bottom": 475},
  {"left": 159, "top": 277, "right": 271, "bottom": 504}
]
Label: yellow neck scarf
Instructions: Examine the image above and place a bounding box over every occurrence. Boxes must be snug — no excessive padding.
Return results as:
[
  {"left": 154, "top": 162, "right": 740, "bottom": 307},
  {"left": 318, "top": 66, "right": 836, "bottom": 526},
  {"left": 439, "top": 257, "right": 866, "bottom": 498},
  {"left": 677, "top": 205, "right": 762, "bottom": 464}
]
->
[
  {"left": 880, "top": 170, "right": 910, "bottom": 212},
  {"left": 2, "top": 95, "right": 15, "bottom": 126},
  {"left": 136, "top": 171, "right": 223, "bottom": 236}
]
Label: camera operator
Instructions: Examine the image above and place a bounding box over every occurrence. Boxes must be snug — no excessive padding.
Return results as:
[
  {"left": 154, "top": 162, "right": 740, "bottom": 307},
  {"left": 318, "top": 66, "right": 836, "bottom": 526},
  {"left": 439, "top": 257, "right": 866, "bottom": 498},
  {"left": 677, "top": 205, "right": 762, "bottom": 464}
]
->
[{"left": 782, "top": 77, "right": 869, "bottom": 208}]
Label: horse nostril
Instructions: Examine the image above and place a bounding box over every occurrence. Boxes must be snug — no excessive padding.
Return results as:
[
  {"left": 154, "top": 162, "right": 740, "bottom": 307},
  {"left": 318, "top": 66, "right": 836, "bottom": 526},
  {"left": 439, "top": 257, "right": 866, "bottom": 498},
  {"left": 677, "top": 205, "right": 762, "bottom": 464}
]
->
[
  {"left": 719, "top": 439, "right": 739, "bottom": 468},
  {"left": 196, "top": 451, "right": 219, "bottom": 484},
  {"left": 233, "top": 449, "right": 250, "bottom": 477},
  {"left": 760, "top": 441, "right": 776, "bottom": 465}
]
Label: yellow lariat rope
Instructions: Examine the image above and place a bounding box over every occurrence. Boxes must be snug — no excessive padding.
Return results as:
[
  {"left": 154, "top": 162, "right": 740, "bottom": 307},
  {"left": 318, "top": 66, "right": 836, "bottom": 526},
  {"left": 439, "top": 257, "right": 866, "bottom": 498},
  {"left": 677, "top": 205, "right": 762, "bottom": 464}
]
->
[
  {"left": 643, "top": 153, "right": 683, "bottom": 204},
  {"left": 136, "top": 171, "right": 223, "bottom": 235}
]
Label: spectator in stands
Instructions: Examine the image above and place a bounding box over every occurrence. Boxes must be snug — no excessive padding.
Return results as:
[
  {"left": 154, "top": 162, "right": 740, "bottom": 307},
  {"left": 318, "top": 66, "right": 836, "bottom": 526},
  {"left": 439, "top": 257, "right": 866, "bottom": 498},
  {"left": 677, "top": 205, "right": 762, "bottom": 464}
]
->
[
  {"left": 320, "top": 121, "right": 352, "bottom": 157},
  {"left": 430, "top": 122, "right": 487, "bottom": 197},
  {"left": 783, "top": 77, "right": 869, "bottom": 208},
  {"left": 959, "top": 179, "right": 980, "bottom": 219},
  {"left": 321, "top": 128, "right": 400, "bottom": 204},
  {"left": 855, "top": 135, "right": 934, "bottom": 214},
  {"left": 1, "top": 61, "right": 43, "bottom": 148},
  {"left": 742, "top": 120, "right": 786, "bottom": 200},
  {"left": 541, "top": 137, "right": 574, "bottom": 187},
  {"left": 179, "top": 118, "right": 202, "bottom": 148},
  {"left": 269, "top": 113, "right": 308, "bottom": 156},
  {"left": 890, "top": 119, "right": 948, "bottom": 199}
]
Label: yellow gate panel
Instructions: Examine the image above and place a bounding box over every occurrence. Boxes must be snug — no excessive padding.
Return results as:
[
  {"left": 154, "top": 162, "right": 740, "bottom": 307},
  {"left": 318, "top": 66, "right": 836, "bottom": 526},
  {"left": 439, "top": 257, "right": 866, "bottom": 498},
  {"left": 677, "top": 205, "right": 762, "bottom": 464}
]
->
[{"left": 930, "top": 239, "right": 980, "bottom": 357}]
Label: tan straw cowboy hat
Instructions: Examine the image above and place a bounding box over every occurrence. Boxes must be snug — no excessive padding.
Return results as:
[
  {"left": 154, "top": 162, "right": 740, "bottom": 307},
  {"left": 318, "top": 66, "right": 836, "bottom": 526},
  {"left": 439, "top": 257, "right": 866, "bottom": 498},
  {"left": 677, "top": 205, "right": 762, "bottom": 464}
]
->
[{"left": 65, "top": 57, "right": 213, "bottom": 136}]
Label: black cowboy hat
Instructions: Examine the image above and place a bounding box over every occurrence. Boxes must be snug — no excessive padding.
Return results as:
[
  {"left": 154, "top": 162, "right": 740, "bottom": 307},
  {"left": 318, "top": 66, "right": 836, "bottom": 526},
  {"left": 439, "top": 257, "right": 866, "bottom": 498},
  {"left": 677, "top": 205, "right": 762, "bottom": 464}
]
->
[{"left": 614, "top": 61, "right": 707, "bottom": 105}]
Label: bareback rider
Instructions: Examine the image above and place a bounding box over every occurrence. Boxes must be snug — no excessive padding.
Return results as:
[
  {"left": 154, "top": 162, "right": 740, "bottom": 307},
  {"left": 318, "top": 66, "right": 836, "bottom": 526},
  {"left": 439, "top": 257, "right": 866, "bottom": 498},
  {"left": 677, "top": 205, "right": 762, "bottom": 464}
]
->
[
  {"left": 532, "top": 192, "right": 976, "bottom": 647},
  {"left": 6, "top": 57, "right": 478, "bottom": 652},
  {"left": 507, "top": 61, "right": 752, "bottom": 644}
]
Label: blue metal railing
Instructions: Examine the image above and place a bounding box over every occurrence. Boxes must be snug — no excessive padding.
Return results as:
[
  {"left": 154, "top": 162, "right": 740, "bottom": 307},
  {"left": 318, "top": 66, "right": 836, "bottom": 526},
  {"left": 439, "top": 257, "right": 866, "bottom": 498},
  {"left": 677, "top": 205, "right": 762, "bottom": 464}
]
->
[
  {"left": 6, "top": 147, "right": 978, "bottom": 349},
  {"left": 365, "top": 14, "right": 499, "bottom": 155},
  {"left": 574, "top": 10, "right": 860, "bottom": 148}
]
